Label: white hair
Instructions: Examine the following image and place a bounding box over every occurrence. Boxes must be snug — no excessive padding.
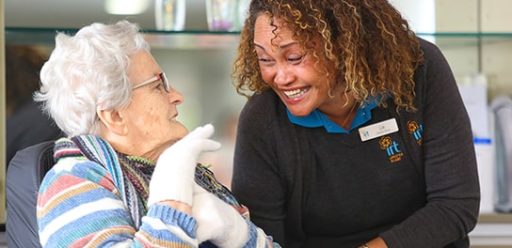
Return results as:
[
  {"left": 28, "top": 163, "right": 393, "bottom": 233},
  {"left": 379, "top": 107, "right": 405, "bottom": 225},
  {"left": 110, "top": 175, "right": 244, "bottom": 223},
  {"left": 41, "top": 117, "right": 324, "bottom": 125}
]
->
[{"left": 35, "top": 20, "right": 150, "bottom": 137}]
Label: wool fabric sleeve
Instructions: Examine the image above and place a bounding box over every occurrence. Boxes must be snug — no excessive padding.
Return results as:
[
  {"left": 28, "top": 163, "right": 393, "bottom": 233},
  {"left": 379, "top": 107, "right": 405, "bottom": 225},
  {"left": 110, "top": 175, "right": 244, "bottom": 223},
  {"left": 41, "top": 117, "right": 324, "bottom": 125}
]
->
[
  {"left": 379, "top": 40, "right": 480, "bottom": 247},
  {"left": 232, "top": 93, "right": 288, "bottom": 245},
  {"left": 37, "top": 157, "right": 198, "bottom": 248}
]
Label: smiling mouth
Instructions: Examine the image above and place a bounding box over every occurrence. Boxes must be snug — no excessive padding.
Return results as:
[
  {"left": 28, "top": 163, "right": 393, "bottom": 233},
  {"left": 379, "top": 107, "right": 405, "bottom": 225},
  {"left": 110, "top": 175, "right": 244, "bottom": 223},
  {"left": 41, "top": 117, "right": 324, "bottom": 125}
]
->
[{"left": 283, "top": 87, "right": 309, "bottom": 99}]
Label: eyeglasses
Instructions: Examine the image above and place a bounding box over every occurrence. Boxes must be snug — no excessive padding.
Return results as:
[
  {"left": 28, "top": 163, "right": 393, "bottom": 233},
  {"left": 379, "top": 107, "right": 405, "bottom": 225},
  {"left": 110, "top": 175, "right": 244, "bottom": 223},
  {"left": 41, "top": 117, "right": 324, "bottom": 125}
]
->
[{"left": 132, "top": 72, "right": 171, "bottom": 93}]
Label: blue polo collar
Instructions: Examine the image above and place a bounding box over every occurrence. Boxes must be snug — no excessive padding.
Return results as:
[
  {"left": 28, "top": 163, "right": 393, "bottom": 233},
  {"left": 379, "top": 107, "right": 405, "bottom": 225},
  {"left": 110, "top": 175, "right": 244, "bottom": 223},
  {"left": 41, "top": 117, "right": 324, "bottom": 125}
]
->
[{"left": 287, "top": 97, "right": 380, "bottom": 134}]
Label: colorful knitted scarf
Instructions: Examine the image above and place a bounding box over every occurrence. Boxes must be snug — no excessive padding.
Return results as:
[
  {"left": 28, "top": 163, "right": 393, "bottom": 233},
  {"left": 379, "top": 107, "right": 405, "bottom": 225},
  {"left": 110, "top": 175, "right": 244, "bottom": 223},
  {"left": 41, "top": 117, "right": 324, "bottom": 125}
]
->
[{"left": 54, "top": 135, "right": 245, "bottom": 228}]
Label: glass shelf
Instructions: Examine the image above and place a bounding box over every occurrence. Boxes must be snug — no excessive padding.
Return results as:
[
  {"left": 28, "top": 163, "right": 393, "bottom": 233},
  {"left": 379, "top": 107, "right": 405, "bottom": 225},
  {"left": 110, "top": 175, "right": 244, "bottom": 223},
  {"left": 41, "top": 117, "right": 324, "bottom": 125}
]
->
[
  {"left": 7, "top": 27, "right": 512, "bottom": 36},
  {"left": 417, "top": 32, "right": 512, "bottom": 37},
  {"left": 6, "top": 27, "right": 512, "bottom": 49},
  {"left": 5, "top": 27, "right": 241, "bottom": 34},
  {"left": 5, "top": 27, "right": 242, "bottom": 49},
  {"left": 417, "top": 32, "right": 512, "bottom": 48}
]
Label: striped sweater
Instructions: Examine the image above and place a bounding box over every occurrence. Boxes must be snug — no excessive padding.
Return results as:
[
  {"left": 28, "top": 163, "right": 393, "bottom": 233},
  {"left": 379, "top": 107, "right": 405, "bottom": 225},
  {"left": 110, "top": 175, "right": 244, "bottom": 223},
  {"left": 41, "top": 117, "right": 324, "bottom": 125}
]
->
[{"left": 37, "top": 136, "right": 274, "bottom": 247}]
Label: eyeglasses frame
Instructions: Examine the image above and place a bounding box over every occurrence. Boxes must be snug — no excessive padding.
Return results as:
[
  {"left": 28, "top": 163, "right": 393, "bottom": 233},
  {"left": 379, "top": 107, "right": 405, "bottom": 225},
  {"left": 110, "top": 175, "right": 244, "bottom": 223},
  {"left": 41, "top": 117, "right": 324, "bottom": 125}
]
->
[{"left": 132, "top": 72, "right": 171, "bottom": 92}]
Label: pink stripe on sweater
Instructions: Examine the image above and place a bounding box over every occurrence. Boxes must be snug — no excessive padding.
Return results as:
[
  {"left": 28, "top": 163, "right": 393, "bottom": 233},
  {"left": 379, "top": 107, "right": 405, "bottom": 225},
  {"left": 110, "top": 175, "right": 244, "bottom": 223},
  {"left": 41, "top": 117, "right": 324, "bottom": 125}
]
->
[
  {"left": 38, "top": 174, "right": 89, "bottom": 203},
  {"left": 54, "top": 147, "right": 81, "bottom": 158}
]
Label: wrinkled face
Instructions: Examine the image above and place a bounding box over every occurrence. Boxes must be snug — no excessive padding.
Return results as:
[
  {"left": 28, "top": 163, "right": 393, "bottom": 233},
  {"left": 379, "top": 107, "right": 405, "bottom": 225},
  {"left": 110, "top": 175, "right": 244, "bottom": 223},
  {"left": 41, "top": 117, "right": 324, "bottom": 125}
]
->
[
  {"left": 254, "top": 14, "right": 341, "bottom": 117},
  {"left": 123, "top": 50, "right": 188, "bottom": 153}
]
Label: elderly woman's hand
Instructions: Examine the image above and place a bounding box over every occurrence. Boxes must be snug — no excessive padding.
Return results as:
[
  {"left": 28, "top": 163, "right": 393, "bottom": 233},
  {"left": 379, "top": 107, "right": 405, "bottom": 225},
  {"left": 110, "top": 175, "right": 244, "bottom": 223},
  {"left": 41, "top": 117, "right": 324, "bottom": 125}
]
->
[{"left": 147, "top": 124, "right": 221, "bottom": 207}]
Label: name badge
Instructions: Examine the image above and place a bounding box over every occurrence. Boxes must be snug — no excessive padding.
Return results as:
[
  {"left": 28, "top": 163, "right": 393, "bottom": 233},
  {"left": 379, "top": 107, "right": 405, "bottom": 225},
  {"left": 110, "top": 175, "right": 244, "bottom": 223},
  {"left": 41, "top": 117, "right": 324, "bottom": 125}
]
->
[{"left": 358, "top": 118, "right": 399, "bottom": 142}]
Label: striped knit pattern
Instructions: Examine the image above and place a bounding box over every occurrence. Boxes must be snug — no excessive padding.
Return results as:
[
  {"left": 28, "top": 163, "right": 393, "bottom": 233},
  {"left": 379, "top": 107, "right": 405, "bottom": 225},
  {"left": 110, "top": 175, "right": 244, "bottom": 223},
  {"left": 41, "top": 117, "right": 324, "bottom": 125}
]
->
[
  {"left": 37, "top": 157, "right": 197, "bottom": 247},
  {"left": 37, "top": 136, "right": 278, "bottom": 247}
]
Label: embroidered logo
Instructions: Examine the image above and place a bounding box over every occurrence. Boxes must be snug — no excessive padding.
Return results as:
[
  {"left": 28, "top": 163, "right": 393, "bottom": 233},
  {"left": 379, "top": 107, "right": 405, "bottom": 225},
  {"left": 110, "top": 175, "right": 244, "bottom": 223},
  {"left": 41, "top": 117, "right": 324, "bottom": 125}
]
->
[
  {"left": 379, "top": 136, "right": 404, "bottom": 163},
  {"left": 407, "top": 121, "right": 423, "bottom": 145}
]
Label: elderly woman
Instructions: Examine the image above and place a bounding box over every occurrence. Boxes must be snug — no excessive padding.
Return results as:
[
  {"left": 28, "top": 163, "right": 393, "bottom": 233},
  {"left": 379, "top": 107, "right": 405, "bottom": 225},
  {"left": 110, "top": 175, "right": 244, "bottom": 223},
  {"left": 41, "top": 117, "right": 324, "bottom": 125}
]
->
[{"left": 35, "top": 20, "right": 276, "bottom": 248}]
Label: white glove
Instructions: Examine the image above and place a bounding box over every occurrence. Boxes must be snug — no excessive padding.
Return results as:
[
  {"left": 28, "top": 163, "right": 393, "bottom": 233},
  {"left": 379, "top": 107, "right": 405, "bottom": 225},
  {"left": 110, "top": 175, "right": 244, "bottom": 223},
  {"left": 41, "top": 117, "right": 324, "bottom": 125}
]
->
[
  {"left": 192, "top": 184, "right": 250, "bottom": 248},
  {"left": 147, "top": 124, "right": 221, "bottom": 207}
]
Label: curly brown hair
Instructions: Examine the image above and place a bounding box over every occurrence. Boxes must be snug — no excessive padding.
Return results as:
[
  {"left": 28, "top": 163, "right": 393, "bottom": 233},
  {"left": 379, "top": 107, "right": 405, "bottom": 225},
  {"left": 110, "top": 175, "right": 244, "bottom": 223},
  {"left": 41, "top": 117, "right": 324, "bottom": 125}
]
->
[{"left": 232, "top": 0, "right": 424, "bottom": 111}]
